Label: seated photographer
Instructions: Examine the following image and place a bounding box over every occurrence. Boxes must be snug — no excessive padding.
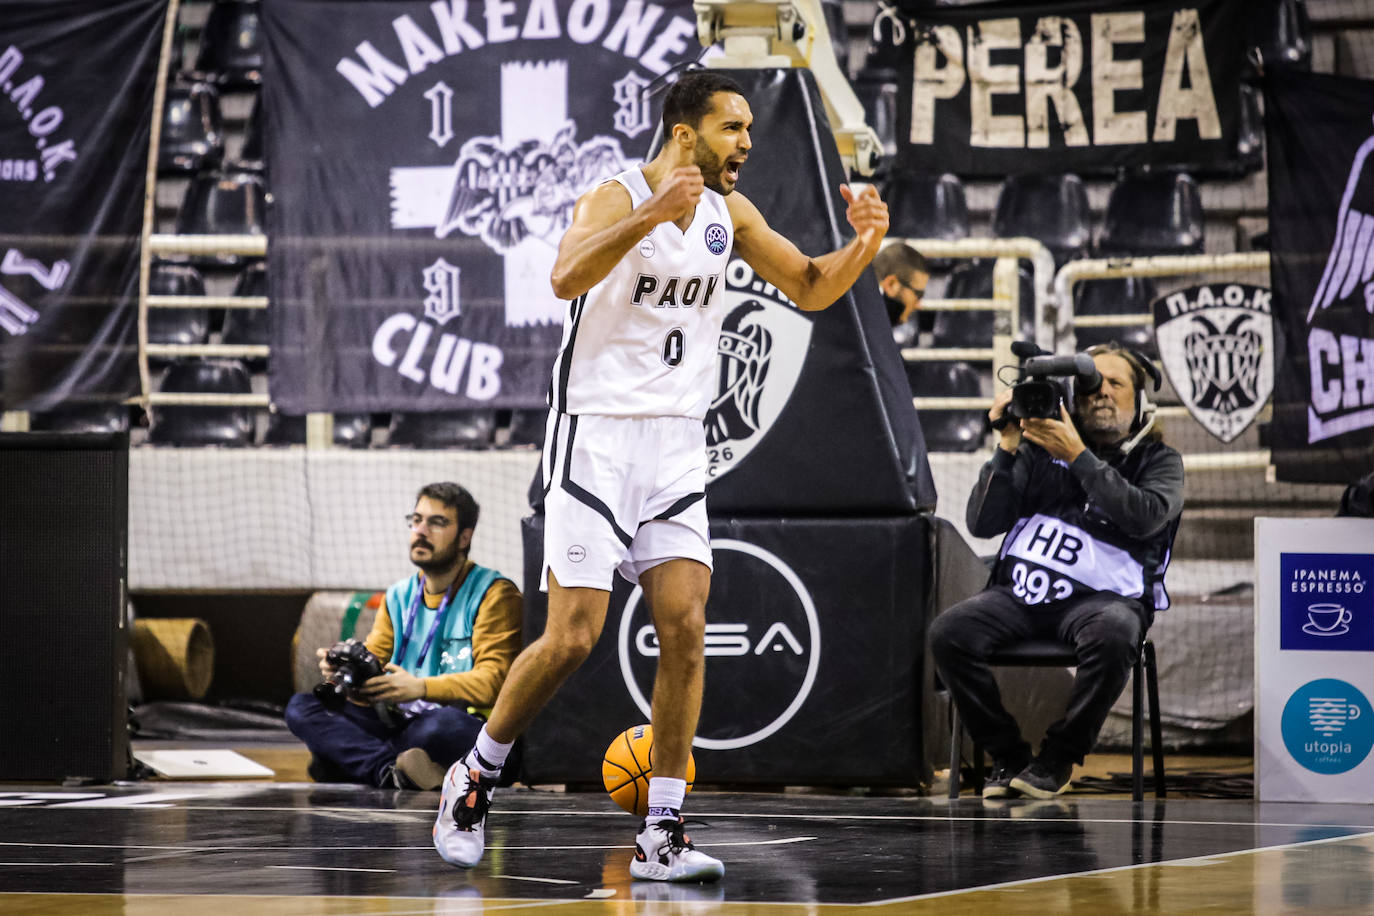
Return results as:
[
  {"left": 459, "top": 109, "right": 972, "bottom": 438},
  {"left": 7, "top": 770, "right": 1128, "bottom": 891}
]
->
[
  {"left": 285, "top": 482, "right": 522, "bottom": 790},
  {"left": 929, "top": 341, "right": 1183, "bottom": 799}
]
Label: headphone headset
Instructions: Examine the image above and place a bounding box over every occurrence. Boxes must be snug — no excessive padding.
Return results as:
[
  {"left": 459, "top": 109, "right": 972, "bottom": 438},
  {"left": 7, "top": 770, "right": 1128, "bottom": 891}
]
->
[{"left": 1086, "top": 344, "right": 1162, "bottom": 455}]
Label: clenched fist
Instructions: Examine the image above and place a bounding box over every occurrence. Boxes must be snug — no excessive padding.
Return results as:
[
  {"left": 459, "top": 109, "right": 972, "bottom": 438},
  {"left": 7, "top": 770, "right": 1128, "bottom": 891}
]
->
[
  {"left": 647, "top": 165, "right": 705, "bottom": 225},
  {"left": 841, "top": 183, "right": 889, "bottom": 251}
]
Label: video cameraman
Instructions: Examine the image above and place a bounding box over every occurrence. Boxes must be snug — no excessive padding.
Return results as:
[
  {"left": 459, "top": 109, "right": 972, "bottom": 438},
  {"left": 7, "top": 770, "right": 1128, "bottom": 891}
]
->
[
  {"left": 930, "top": 341, "right": 1184, "bottom": 799},
  {"left": 285, "top": 482, "right": 522, "bottom": 790}
]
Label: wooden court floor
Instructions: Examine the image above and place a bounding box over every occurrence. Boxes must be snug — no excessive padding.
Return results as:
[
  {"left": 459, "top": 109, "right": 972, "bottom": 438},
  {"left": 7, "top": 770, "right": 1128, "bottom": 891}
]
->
[{"left": 2, "top": 760, "right": 1374, "bottom": 915}]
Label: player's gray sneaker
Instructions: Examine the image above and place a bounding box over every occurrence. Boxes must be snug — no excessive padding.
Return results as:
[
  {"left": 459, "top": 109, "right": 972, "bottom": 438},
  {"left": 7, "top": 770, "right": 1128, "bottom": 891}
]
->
[
  {"left": 433, "top": 760, "right": 497, "bottom": 867},
  {"left": 629, "top": 816, "right": 724, "bottom": 883}
]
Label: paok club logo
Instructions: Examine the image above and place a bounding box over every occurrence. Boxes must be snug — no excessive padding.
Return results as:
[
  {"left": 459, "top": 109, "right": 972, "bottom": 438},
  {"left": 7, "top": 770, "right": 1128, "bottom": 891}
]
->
[
  {"left": 438, "top": 122, "right": 628, "bottom": 251},
  {"left": 703, "top": 259, "right": 812, "bottom": 479},
  {"left": 1153, "top": 282, "right": 1274, "bottom": 443}
]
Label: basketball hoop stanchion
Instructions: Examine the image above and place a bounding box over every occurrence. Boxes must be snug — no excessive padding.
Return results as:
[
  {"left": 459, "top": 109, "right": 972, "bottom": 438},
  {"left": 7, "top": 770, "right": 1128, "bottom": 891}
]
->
[{"left": 694, "top": 0, "right": 882, "bottom": 177}]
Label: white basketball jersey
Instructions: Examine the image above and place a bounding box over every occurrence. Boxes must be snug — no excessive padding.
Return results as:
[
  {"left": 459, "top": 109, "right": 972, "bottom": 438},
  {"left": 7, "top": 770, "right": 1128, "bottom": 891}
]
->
[{"left": 549, "top": 168, "right": 732, "bottom": 419}]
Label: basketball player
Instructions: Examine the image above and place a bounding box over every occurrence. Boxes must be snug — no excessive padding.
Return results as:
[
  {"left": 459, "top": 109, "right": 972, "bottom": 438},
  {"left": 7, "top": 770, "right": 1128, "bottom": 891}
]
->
[{"left": 433, "top": 70, "right": 889, "bottom": 882}]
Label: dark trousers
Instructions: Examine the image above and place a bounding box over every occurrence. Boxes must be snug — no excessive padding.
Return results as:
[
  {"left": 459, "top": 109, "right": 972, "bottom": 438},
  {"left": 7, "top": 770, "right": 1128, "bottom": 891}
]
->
[
  {"left": 929, "top": 586, "right": 1147, "bottom": 766},
  {"left": 284, "top": 693, "right": 483, "bottom": 787}
]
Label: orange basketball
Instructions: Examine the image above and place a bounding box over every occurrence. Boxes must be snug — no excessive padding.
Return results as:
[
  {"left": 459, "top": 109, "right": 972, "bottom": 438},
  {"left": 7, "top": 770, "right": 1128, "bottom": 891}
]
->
[{"left": 601, "top": 724, "right": 695, "bottom": 817}]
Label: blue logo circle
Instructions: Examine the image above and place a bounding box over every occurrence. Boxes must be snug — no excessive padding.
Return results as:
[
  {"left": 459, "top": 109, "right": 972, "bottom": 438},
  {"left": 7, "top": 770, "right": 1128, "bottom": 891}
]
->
[
  {"left": 705, "top": 223, "right": 728, "bottom": 255},
  {"left": 1281, "top": 678, "right": 1374, "bottom": 774}
]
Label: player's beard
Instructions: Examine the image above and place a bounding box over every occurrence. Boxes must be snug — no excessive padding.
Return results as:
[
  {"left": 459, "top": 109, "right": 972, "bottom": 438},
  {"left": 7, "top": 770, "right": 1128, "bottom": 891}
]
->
[{"left": 694, "top": 142, "right": 731, "bottom": 195}]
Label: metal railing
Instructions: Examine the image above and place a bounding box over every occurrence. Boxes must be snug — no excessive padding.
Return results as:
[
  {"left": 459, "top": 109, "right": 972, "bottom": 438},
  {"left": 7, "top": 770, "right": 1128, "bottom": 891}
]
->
[
  {"left": 891, "top": 237, "right": 1056, "bottom": 415},
  {"left": 142, "top": 233, "right": 271, "bottom": 408}
]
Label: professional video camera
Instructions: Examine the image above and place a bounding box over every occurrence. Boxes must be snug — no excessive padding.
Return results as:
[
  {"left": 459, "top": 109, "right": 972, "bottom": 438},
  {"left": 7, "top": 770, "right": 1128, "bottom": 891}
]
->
[
  {"left": 998, "top": 341, "right": 1103, "bottom": 425},
  {"left": 313, "top": 638, "right": 385, "bottom": 710}
]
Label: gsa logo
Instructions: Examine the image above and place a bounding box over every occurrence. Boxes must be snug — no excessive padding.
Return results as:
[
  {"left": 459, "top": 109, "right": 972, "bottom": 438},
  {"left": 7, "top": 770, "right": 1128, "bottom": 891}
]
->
[
  {"left": 617, "top": 539, "right": 819, "bottom": 750},
  {"left": 1281, "top": 678, "right": 1374, "bottom": 774},
  {"left": 704, "top": 223, "right": 728, "bottom": 255}
]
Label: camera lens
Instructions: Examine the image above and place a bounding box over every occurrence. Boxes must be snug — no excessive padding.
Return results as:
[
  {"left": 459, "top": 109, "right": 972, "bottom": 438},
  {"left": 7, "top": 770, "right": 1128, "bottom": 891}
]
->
[
  {"left": 1012, "top": 380, "right": 1061, "bottom": 419},
  {"left": 313, "top": 678, "right": 347, "bottom": 710}
]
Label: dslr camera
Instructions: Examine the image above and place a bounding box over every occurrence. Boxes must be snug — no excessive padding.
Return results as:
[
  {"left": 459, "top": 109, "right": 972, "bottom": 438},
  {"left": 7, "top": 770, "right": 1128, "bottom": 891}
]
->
[
  {"left": 313, "top": 638, "right": 385, "bottom": 710},
  {"left": 998, "top": 341, "right": 1103, "bottom": 425}
]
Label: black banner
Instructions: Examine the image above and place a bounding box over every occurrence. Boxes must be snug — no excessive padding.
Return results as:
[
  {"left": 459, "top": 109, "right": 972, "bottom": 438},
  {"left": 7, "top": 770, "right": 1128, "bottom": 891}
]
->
[
  {"left": 261, "top": 0, "right": 701, "bottom": 412},
  {"left": 0, "top": 0, "right": 165, "bottom": 410},
  {"left": 889, "top": 0, "right": 1244, "bottom": 177},
  {"left": 1265, "top": 68, "right": 1374, "bottom": 485}
]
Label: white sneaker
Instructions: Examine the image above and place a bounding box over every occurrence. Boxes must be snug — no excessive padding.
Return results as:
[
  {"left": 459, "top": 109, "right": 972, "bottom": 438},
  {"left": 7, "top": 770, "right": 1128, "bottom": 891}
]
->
[
  {"left": 629, "top": 816, "right": 724, "bottom": 883},
  {"left": 432, "top": 761, "right": 496, "bottom": 868}
]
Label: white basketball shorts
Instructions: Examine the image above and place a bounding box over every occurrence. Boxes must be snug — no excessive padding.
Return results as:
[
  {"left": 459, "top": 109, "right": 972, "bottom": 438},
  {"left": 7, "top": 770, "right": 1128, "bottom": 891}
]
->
[{"left": 540, "top": 410, "right": 712, "bottom": 591}]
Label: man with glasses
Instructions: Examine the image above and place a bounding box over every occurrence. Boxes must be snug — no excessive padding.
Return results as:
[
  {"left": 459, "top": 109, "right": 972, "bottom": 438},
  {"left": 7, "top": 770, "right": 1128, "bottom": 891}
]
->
[
  {"left": 872, "top": 241, "right": 930, "bottom": 328},
  {"left": 285, "top": 482, "right": 522, "bottom": 790}
]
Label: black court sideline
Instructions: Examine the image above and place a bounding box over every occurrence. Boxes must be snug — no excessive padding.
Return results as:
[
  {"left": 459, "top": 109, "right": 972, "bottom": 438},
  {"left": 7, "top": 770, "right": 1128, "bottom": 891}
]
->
[{"left": 3, "top": 783, "right": 1374, "bottom": 913}]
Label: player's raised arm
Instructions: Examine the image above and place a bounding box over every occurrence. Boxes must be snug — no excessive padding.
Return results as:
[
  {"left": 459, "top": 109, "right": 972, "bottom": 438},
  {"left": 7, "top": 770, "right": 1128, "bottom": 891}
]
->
[
  {"left": 726, "top": 182, "right": 889, "bottom": 312},
  {"left": 549, "top": 166, "right": 704, "bottom": 300}
]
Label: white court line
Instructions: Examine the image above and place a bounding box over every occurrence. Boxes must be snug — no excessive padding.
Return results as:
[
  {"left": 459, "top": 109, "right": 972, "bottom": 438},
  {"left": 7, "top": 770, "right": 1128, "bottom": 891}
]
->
[
  {"left": 0, "top": 862, "right": 111, "bottom": 867},
  {"left": 0, "top": 835, "right": 814, "bottom": 854},
  {"left": 0, "top": 892, "right": 571, "bottom": 915},
  {"left": 85, "top": 801, "right": 1374, "bottom": 835},
  {"left": 488, "top": 874, "right": 578, "bottom": 884},
  {"left": 265, "top": 865, "right": 395, "bottom": 874},
  {"left": 856, "top": 828, "right": 1374, "bottom": 907}
]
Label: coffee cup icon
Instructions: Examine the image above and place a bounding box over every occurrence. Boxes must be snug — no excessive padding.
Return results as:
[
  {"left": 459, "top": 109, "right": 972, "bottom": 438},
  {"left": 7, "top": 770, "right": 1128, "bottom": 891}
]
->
[
  {"left": 1304, "top": 603, "right": 1353, "bottom": 636},
  {"left": 1309, "top": 695, "right": 1360, "bottom": 734}
]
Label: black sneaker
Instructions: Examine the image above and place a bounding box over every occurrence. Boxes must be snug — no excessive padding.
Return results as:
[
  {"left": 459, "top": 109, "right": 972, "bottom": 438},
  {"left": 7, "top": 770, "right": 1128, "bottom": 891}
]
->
[
  {"left": 306, "top": 753, "right": 348, "bottom": 784},
  {"left": 981, "top": 758, "right": 1028, "bottom": 799},
  {"left": 1010, "top": 756, "right": 1074, "bottom": 799}
]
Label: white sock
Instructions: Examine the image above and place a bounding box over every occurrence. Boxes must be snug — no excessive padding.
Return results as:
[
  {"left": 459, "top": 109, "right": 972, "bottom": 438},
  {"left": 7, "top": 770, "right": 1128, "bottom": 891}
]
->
[
  {"left": 468, "top": 727, "right": 512, "bottom": 779},
  {"left": 646, "top": 777, "right": 686, "bottom": 820}
]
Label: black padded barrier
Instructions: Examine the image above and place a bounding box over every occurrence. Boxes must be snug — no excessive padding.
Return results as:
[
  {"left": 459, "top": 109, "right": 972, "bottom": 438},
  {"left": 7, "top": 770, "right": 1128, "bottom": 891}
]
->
[
  {"left": 519, "top": 513, "right": 932, "bottom": 788},
  {"left": 0, "top": 432, "right": 129, "bottom": 781}
]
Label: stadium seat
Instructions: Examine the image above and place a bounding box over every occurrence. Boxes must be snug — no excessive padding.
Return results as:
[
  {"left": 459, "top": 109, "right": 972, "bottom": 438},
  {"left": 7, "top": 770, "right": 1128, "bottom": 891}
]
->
[
  {"left": 933, "top": 259, "right": 1035, "bottom": 347},
  {"left": 263, "top": 412, "right": 372, "bottom": 448},
  {"left": 947, "top": 638, "right": 1165, "bottom": 802},
  {"left": 175, "top": 169, "right": 267, "bottom": 265},
  {"left": 884, "top": 171, "right": 969, "bottom": 245},
  {"left": 193, "top": 0, "right": 264, "bottom": 89},
  {"left": 147, "top": 358, "right": 254, "bottom": 447},
  {"left": 239, "top": 94, "right": 264, "bottom": 169},
  {"left": 158, "top": 80, "right": 224, "bottom": 175},
  {"left": 1234, "top": 83, "right": 1263, "bottom": 175},
  {"left": 1252, "top": 0, "right": 1311, "bottom": 72},
  {"left": 147, "top": 262, "right": 210, "bottom": 364},
  {"left": 507, "top": 408, "right": 548, "bottom": 448},
  {"left": 1098, "top": 172, "right": 1205, "bottom": 258},
  {"left": 221, "top": 262, "right": 269, "bottom": 367},
  {"left": 991, "top": 173, "right": 1092, "bottom": 266},
  {"left": 1073, "top": 276, "right": 1158, "bottom": 357},
  {"left": 29, "top": 402, "right": 130, "bottom": 434},
  {"left": 388, "top": 410, "right": 496, "bottom": 449},
  {"left": 852, "top": 74, "right": 898, "bottom": 159},
  {"left": 905, "top": 361, "right": 988, "bottom": 453},
  {"left": 856, "top": 8, "right": 904, "bottom": 78}
]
